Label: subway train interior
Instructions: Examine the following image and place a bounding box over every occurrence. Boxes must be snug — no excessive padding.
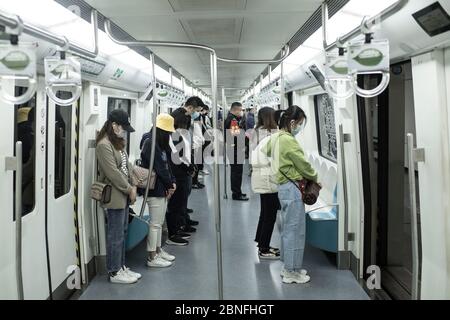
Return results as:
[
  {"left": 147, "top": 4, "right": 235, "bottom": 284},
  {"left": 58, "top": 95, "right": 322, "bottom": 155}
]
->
[{"left": 0, "top": 0, "right": 450, "bottom": 302}]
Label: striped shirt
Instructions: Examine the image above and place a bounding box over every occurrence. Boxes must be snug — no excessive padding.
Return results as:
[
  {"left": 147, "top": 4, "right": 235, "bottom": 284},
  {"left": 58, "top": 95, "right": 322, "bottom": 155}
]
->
[{"left": 119, "top": 150, "right": 129, "bottom": 176}]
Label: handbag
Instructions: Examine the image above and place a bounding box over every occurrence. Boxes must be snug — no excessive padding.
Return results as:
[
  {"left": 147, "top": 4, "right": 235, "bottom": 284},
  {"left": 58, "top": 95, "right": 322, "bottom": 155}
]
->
[
  {"left": 279, "top": 170, "right": 322, "bottom": 206},
  {"left": 90, "top": 181, "right": 112, "bottom": 204},
  {"left": 131, "top": 165, "right": 156, "bottom": 189}
]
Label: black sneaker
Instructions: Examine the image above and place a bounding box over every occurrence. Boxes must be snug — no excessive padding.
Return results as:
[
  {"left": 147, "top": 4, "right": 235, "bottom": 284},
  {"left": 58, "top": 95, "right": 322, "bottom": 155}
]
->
[
  {"left": 176, "top": 231, "right": 191, "bottom": 240},
  {"left": 166, "top": 236, "right": 189, "bottom": 246},
  {"left": 180, "top": 225, "right": 197, "bottom": 233},
  {"left": 259, "top": 250, "right": 280, "bottom": 260},
  {"left": 232, "top": 194, "right": 249, "bottom": 201},
  {"left": 187, "top": 219, "right": 199, "bottom": 226},
  {"left": 270, "top": 247, "right": 280, "bottom": 254},
  {"left": 192, "top": 183, "right": 205, "bottom": 189},
  {"left": 187, "top": 208, "right": 194, "bottom": 214}
]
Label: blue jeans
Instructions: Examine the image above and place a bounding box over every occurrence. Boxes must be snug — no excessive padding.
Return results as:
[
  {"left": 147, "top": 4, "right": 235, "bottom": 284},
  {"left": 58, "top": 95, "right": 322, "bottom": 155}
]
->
[
  {"left": 278, "top": 182, "right": 306, "bottom": 272},
  {"left": 105, "top": 206, "right": 129, "bottom": 273}
]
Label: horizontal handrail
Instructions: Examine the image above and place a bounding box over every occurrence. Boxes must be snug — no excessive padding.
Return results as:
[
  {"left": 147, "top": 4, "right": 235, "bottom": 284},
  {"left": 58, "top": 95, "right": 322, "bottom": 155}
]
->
[
  {"left": 105, "top": 19, "right": 290, "bottom": 65},
  {"left": 324, "top": 0, "right": 409, "bottom": 52},
  {"left": 0, "top": 9, "right": 99, "bottom": 58}
]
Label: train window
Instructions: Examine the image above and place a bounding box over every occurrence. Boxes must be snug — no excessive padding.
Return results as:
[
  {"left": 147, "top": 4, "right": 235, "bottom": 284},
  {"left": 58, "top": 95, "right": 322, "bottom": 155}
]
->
[
  {"left": 54, "top": 92, "right": 73, "bottom": 199},
  {"left": 107, "top": 98, "right": 132, "bottom": 154},
  {"left": 314, "top": 94, "right": 337, "bottom": 163},
  {"left": 14, "top": 87, "right": 37, "bottom": 218}
]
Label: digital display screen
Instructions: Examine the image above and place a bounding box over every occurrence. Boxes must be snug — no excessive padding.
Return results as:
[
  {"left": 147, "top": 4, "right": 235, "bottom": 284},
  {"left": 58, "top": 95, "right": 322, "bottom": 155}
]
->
[{"left": 413, "top": 2, "right": 450, "bottom": 37}]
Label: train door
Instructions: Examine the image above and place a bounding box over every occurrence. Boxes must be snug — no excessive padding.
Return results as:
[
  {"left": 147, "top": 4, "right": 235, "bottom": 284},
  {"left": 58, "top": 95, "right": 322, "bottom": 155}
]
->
[
  {"left": 360, "top": 62, "right": 423, "bottom": 299},
  {"left": 0, "top": 79, "right": 50, "bottom": 299},
  {"left": 46, "top": 91, "right": 79, "bottom": 298}
]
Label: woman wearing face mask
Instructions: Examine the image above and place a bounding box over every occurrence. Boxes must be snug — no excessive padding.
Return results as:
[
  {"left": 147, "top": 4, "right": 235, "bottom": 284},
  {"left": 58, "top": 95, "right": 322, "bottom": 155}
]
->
[
  {"left": 264, "top": 105, "right": 318, "bottom": 284},
  {"left": 96, "top": 109, "right": 140, "bottom": 284}
]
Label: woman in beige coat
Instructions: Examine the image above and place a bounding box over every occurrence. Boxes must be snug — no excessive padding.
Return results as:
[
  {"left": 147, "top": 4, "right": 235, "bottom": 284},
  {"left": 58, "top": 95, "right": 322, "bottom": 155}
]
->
[
  {"left": 250, "top": 107, "right": 280, "bottom": 260},
  {"left": 96, "top": 109, "right": 140, "bottom": 284}
]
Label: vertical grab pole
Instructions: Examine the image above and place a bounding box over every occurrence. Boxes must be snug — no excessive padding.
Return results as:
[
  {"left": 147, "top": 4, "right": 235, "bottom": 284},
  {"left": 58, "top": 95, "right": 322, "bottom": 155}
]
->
[
  {"left": 280, "top": 47, "right": 286, "bottom": 109},
  {"left": 139, "top": 53, "right": 158, "bottom": 219},
  {"left": 222, "top": 87, "right": 228, "bottom": 200},
  {"left": 339, "top": 125, "right": 349, "bottom": 253},
  {"left": 407, "top": 133, "right": 421, "bottom": 300},
  {"left": 211, "top": 52, "right": 224, "bottom": 300},
  {"left": 15, "top": 142, "right": 24, "bottom": 300}
]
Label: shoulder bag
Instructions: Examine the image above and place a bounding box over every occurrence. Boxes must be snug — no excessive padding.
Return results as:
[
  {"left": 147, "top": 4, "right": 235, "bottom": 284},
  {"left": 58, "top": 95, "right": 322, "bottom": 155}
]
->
[{"left": 279, "top": 170, "right": 321, "bottom": 206}]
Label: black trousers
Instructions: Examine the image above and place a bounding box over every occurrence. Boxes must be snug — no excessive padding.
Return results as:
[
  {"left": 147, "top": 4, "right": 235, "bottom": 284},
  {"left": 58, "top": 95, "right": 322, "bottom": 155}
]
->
[
  {"left": 255, "top": 193, "right": 280, "bottom": 250},
  {"left": 230, "top": 164, "right": 244, "bottom": 196},
  {"left": 167, "top": 178, "right": 189, "bottom": 237}
]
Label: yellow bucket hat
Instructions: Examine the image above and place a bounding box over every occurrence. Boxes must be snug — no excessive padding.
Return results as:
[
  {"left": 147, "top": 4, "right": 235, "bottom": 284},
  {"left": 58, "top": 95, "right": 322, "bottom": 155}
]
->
[{"left": 156, "top": 113, "right": 175, "bottom": 132}]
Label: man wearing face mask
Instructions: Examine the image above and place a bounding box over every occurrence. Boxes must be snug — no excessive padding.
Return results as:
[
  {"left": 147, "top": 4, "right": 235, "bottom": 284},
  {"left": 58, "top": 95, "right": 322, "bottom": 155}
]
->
[{"left": 224, "top": 102, "right": 249, "bottom": 201}]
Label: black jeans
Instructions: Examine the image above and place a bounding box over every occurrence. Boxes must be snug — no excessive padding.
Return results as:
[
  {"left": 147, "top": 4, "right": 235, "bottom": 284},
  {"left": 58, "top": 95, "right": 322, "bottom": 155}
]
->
[
  {"left": 255, "top": 193, "right": 280, "bottom": 250},
  {"left": 167, "top": 178, "right": 189, "bottom": 237},
  {"left": 230, "top": 164, "right": 244, "bottom": 196}
]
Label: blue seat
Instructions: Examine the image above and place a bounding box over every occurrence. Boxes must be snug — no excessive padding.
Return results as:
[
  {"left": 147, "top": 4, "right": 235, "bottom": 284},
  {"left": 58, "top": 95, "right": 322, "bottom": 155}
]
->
[
  {"left": 126, "top": 214, "right": 150, "bottom": 251},
  {"left": 305, "top": 187, "right": 338, "bottom": 253}
]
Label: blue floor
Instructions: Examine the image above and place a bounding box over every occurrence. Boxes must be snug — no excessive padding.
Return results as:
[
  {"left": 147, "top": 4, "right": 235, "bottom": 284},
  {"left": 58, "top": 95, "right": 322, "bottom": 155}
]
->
[{"left": 79, "top": 165, "right": 369, "bottom": 300}]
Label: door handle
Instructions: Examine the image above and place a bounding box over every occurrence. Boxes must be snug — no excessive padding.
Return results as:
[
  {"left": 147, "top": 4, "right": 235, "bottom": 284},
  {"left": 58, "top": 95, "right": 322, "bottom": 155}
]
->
[
  {"left": 406, "top": 133, "right": 425, "bottom": 300},
  {"left": 5, "top": 142, "right": 24, "bottom": 300}
]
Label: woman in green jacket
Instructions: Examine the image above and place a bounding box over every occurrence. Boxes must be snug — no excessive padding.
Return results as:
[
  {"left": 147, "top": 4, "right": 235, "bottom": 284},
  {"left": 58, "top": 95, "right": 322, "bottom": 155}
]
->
[{"left": 265, "top": 105, "right": 318, "bottom": 284}]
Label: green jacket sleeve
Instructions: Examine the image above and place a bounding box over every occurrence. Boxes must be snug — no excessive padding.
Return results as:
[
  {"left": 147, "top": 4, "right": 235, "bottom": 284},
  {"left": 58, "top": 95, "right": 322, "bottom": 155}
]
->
[
  {"left": 96, "top": 143, "right": 133, "bottom": 195},
  {"left": 286, "top": 139, "right": 318, "bottom": 182}
]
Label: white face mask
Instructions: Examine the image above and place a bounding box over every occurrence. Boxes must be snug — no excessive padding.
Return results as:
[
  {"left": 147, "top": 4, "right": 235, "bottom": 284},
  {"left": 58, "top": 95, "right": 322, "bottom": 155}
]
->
[
  {"left": 291, "top": 121, "right": 306, "bottom": 136},
  {"left": 113, "top": 124, "right": 126, "bottom": 138}
]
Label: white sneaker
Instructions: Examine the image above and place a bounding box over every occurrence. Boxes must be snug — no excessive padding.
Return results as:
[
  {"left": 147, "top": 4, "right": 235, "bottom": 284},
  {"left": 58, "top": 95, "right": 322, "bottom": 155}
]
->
[
  {"left": 159, "top": 248, "right": 176, "bottom": 262},
  {"left": 282, "top": 271, "right": 311, "bottom": 284},
  {"left": 280, "top": 268, "right": 308, "bottom": 278},
  {"left": 147, "top": 256, "right": 172, "bottom": 268},
  {"left": 122, "top": 266, "right": 141, "bottom": 280},
  {"left": 109, "top": 269, "right": 137, "bottom": 284},
  {"left": 201, "top": 169, "right": 210, "bottom": 175}
]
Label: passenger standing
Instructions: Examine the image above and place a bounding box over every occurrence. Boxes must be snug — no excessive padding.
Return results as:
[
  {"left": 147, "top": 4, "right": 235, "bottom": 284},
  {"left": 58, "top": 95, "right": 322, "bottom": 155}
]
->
[
  {"left": 96, "top": 109, "right": 141, "bottom": 284},
  {"left": 140, "top": 114, "right": 177, "bottom": 268},
  {"left": 251, "top": 107, "right": 280, "bottom": 259},
  {"left": 224, "top": 102, "right": 249, "bottom": 201},
  {"left": 264, "top": 105, "right": 318, "bottom": 284},
  {"left": 166, "top": 97, "right": 203, "bottom": 246}
]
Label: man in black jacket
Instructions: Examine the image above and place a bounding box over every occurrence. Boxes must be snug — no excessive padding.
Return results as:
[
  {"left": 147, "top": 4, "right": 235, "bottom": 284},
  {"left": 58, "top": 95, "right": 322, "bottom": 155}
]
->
[
  {"left": 224, "top": 102, "right": 249, "bottom": 201},
  {"left": 166, "top": 97, "right": 204, "bottom": 246}
]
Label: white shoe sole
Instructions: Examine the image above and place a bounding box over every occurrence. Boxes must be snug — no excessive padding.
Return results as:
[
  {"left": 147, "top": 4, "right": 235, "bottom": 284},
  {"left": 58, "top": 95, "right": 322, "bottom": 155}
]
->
[
  {"left": 147, "top": 261, "right": 172, "bottom": 268},
  {"left": 160, "top": 256, "right": 176, "bottom": 262},
  {"left": 259, "top": 255, "right": 280, "bottom": 260},
  {"left": 280, "top": 270, "right": 308, "bottom": 278},
  {"left": 166, "top": 240, "right": 188, "bottom": 246},
  {"left": 282, "top": 276, "right": 311, "bottom": 284},
  {"left": 109, "top": 277, "right": 137, "bottom": 284}
]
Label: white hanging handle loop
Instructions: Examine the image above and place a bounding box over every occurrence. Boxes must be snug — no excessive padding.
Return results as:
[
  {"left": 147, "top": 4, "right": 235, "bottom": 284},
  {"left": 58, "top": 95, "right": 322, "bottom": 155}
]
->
[
  {"left": 351, "top": 70, "right": 390, "bottom": 98},
  {"left": 46, "top": 83, "right": 82, "bottom": 106},
  {"left": 0, "top": 76, "right": 37, "bottom": 104},
  {"left": 324, "top": 78, "right": 354, "bottom": 100}
]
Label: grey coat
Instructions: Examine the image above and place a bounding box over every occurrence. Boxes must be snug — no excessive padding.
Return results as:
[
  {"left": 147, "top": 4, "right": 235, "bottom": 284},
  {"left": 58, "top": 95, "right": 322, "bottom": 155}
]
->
[{"left": 96, "top": 137, "right": 134, "bottom": 209}]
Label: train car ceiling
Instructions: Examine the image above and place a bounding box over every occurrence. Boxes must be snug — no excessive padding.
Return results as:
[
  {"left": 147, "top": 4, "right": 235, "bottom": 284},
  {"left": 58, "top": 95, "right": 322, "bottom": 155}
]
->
[
  {"left": 0, "top": 0, "right": 211, "bottom": 97},
  {"left": 259, "top": 0, "right": 450, "bottom": 95}
]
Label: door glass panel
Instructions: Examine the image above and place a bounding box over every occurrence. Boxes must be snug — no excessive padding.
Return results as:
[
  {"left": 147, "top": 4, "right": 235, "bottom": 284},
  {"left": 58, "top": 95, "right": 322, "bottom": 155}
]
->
[
  {"left": 54, "top": 92, "right": 73, "bottom": 199},
  {"left": 314, "top": 94, "right": 337, "bottom": 163},
  {"left": 107, "top": 98, "right": 131, "bottom": 154},
  {"left": 15, "top": 87, "right": 36, "bottom": 217}
]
